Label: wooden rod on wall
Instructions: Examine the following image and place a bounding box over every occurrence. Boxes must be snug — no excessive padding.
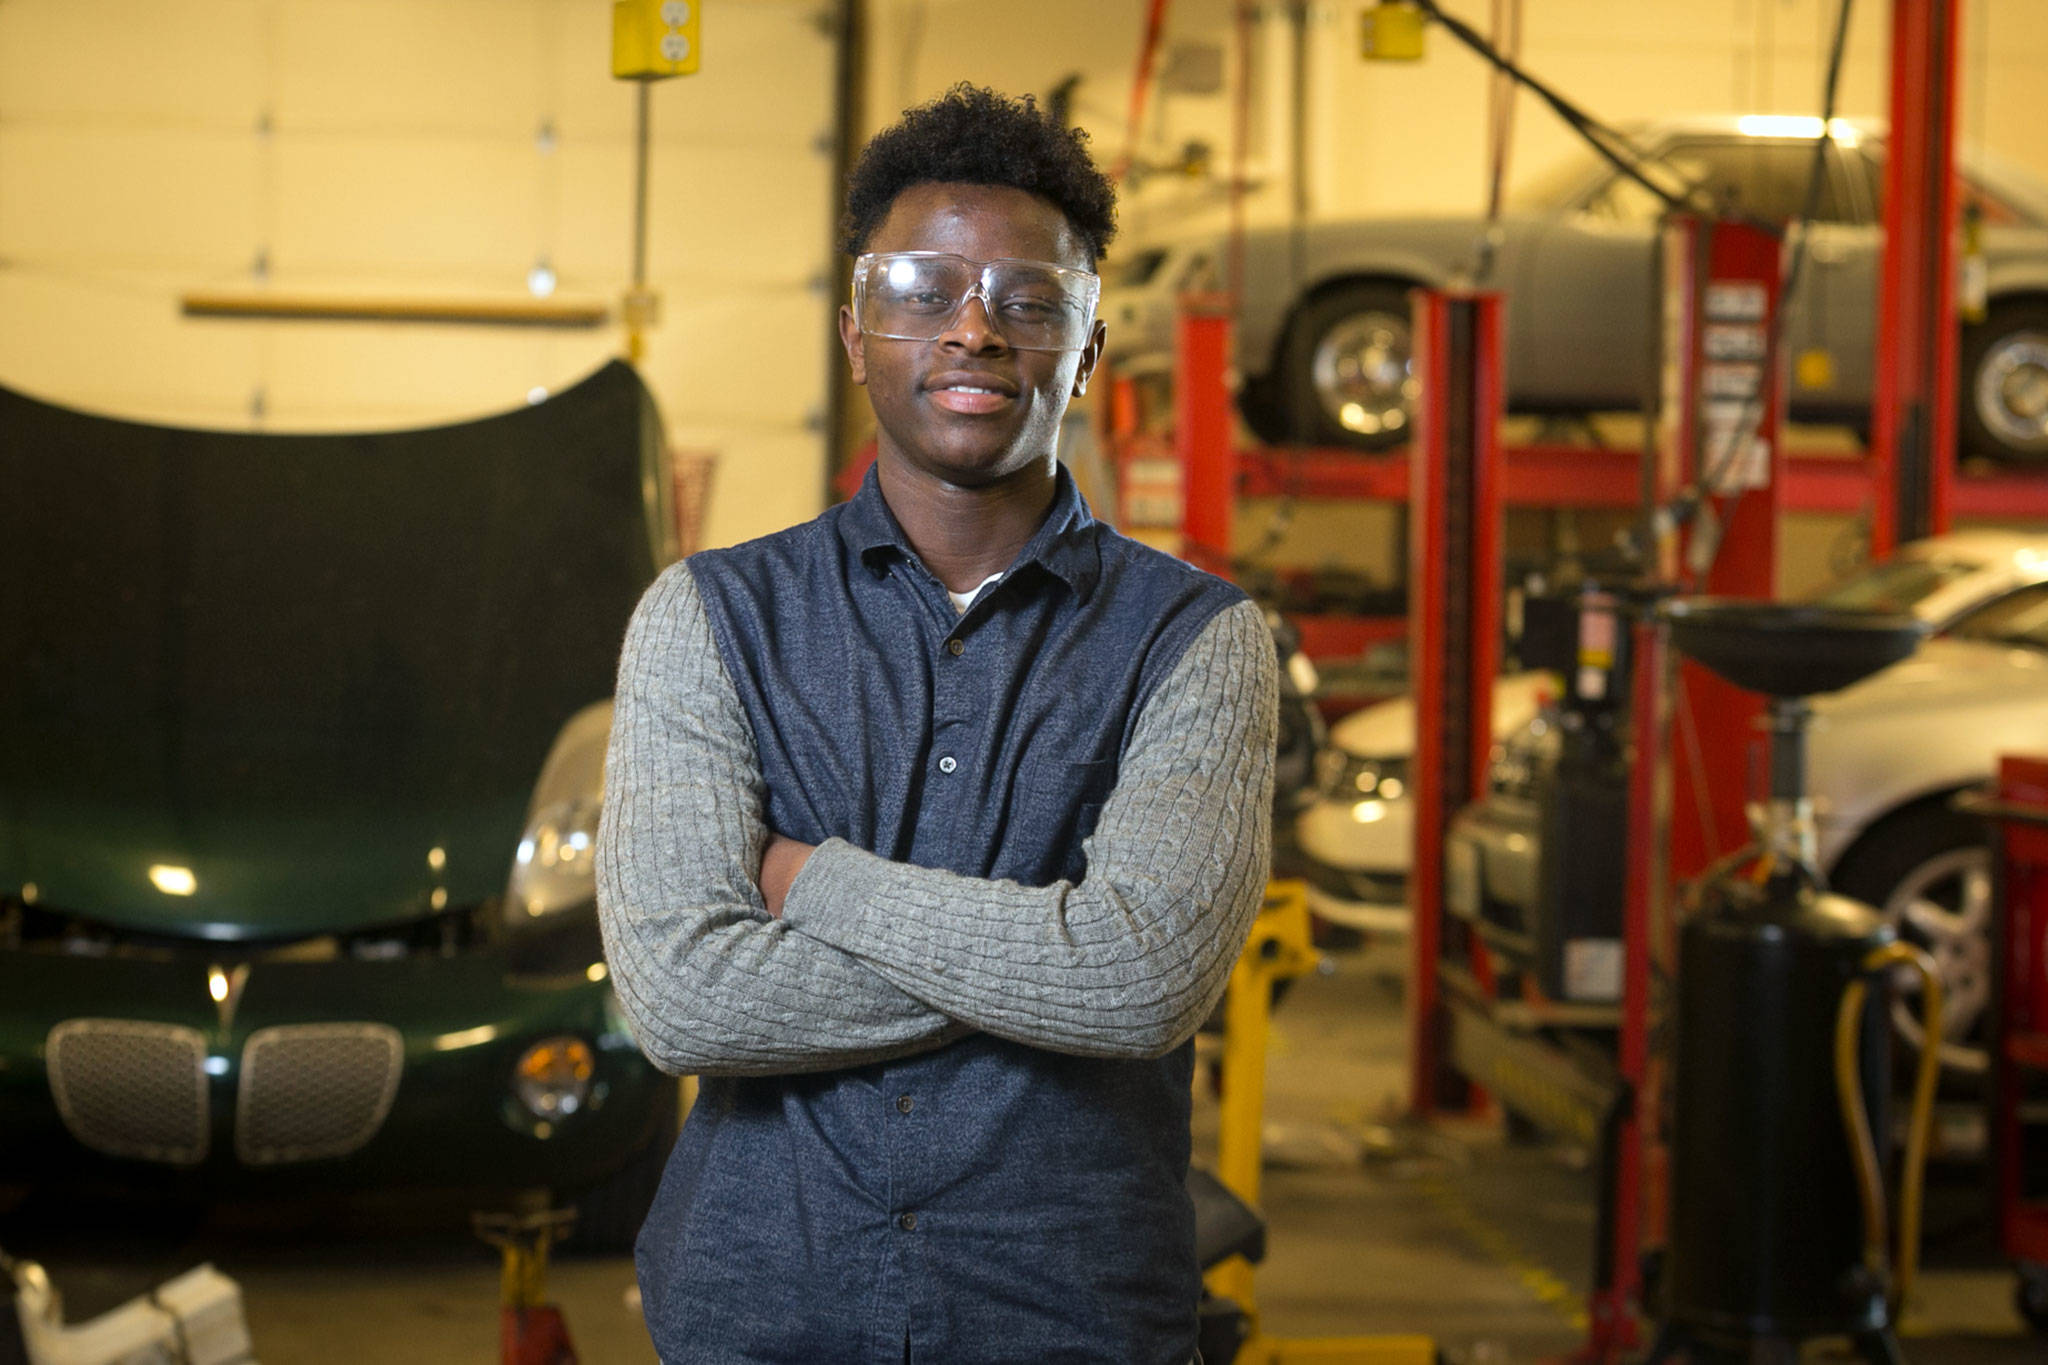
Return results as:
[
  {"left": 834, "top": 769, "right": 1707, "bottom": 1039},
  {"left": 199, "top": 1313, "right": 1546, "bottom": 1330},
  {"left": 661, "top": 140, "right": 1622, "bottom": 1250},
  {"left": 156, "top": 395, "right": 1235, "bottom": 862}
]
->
[{"left": 180, "top": 292, "right": 610, "bottom": 328}]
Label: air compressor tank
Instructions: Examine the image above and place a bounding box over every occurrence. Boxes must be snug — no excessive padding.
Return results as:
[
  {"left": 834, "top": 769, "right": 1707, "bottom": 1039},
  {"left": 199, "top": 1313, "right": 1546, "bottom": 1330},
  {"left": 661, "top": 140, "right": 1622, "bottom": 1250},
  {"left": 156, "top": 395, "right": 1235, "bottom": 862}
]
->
[{"left": 1664, "top": 874, "right": 1896, "bottom": 1340}]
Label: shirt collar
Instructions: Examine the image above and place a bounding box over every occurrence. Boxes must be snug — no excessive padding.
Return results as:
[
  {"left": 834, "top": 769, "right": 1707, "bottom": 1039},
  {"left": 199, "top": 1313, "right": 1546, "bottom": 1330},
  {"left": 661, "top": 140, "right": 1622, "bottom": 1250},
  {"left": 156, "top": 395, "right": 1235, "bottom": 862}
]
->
[{"left": 839, "top": 461, "right": 1102, "bottom": 603}]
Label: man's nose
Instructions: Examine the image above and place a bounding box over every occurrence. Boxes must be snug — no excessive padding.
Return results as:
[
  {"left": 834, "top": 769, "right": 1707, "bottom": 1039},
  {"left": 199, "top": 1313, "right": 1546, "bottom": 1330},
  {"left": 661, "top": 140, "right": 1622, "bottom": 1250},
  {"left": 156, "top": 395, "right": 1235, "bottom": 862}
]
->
[{"left": 937, "top": 286, "right": 1008, "bottom": 352}]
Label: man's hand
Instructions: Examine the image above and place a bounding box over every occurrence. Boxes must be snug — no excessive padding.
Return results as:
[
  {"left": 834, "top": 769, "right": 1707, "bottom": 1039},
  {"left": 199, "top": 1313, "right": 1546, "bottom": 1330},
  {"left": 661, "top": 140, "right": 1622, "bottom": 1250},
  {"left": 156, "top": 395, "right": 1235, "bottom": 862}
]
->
[{"left": 759, "top": 834, "right": 817, "bottom": 918}]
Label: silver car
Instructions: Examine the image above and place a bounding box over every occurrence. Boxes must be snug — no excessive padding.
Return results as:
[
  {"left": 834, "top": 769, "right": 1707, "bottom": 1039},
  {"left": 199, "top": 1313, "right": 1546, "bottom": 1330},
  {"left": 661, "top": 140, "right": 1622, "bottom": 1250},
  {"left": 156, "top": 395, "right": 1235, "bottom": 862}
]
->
[
  {"left": 1442, "top": 538, "right": 2048, "bottom": 1076},
  {"left": 1298, "top": 530, "right": 2048, "bottom": 941},
  {"left": 1102, "top": 117, "right": 2048, "bottom": 461}
]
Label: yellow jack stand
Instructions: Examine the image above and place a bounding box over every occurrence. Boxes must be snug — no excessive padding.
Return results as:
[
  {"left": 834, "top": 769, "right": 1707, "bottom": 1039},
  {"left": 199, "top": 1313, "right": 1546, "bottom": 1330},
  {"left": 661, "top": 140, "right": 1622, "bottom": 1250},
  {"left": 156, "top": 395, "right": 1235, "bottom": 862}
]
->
[
  {"left": 474, "top": 1203, "right": 580, "bottom": 1365},
  {"left": 1205, "top": 880, "right": 1439, "bottom": 1365}
]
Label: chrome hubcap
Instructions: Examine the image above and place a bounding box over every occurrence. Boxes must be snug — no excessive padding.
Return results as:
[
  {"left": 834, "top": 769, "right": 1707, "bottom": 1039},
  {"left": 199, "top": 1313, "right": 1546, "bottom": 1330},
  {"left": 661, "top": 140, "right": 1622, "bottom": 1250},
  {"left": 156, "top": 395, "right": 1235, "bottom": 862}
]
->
[
  {"left": 1882, "top": 845, "right": 1993, "bottom": 1074},
  {"left": 1311, "top": 310, "right": 1418, "bottom": 438},
  {"left": 1975, "top": 331, "right": 2048, "bottom": 451}
]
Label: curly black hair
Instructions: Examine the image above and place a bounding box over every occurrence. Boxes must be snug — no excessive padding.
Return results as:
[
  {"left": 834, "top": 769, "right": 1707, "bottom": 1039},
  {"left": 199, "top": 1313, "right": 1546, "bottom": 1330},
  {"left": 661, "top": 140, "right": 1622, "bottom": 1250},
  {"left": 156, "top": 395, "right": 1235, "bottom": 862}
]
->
[{"left": 840, "top": 84, "right": 1117, "bottom": 264}]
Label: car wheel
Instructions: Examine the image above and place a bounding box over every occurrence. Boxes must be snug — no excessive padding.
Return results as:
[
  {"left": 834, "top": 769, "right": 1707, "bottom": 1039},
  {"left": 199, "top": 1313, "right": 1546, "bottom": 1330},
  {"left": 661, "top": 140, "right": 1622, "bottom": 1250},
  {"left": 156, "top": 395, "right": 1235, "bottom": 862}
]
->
[
  {"left": 1829, "top": 802, "right": 1993, "bottom": 1078},
  {"left": 1961, "top": 301, "right": 2048, "bottom": 463},
  {"left": 1279, "top": 281, "right": 1417, "bottom": 451},
  {"left": 561, "top": 1085, "right": 680, "bottom": 1255}
]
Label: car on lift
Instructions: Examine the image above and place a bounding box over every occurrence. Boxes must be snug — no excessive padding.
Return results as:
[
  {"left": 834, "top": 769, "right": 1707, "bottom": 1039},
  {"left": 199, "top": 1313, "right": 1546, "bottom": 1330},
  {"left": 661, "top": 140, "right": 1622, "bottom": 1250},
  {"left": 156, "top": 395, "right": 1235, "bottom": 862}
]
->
[
  {"left": 1296, "top": 529, "right": 2048, "bottom": 942},
  {"left": 1100, "top": 116, "right": 2048, "bottom": 462},
  {"left": 0, "top": 361, "right": 679, "bottom": 1249}
]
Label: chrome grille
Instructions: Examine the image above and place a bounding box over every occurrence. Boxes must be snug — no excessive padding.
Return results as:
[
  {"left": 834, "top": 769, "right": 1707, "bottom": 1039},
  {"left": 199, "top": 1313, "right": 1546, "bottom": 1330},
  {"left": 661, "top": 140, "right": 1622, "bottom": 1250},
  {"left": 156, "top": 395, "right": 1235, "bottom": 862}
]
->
[
  {"left": 46, "top": 1019, "right": 211, "bottom": 1164},
  {"left": 235, "top": 1023, "right": 402, "bottom": 1164}
]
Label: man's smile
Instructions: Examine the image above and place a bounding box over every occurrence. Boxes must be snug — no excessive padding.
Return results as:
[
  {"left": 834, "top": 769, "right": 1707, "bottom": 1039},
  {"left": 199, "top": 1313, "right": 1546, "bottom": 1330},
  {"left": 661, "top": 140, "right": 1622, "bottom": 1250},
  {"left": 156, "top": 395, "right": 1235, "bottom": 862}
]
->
[{"left": 924, "top": 369, "right": 1019, "bottom": 415}]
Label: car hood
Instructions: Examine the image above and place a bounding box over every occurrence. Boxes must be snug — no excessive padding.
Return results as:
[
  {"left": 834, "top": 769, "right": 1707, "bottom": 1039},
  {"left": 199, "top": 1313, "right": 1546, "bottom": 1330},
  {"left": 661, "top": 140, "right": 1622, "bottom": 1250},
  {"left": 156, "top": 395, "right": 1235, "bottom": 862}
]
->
[
  {"left": 1329, "top": 671, "right": 1554, "bottom": 758},
  {"left": 1, "top": 361, "right": 665, "bottom": 940},
  {"left": 1811, "top": 636, "right": 2048, "bottom": 723}
]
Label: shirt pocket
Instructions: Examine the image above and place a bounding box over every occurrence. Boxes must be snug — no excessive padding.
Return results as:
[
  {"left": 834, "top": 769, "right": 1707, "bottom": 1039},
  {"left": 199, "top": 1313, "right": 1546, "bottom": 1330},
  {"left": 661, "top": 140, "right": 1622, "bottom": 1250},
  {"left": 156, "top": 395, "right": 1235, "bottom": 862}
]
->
[{"left": 1018, "top": 757, "right": 1119, "bottom": 882}]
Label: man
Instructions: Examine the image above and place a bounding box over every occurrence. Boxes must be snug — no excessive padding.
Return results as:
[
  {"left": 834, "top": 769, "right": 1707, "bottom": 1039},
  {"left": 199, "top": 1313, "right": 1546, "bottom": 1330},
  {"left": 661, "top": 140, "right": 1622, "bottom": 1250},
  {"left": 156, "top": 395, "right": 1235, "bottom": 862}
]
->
[{"left": 597, "top": 85, "right": 1277, "bottom": 1364}]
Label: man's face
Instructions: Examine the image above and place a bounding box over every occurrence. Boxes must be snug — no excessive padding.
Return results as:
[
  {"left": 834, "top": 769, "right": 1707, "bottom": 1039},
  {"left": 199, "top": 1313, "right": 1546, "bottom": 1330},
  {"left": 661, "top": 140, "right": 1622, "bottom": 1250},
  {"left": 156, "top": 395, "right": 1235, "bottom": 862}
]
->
[{"left": 839, "top": 182, "right": 1106, "bottom": 490}]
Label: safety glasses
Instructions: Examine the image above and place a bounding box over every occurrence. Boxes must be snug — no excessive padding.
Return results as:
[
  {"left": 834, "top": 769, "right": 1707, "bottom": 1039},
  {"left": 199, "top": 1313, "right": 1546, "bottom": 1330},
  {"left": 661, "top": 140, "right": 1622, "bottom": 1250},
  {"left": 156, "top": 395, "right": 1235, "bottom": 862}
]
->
[{"left": 851, "top": 252, "right": 1100, "bottom": 353}]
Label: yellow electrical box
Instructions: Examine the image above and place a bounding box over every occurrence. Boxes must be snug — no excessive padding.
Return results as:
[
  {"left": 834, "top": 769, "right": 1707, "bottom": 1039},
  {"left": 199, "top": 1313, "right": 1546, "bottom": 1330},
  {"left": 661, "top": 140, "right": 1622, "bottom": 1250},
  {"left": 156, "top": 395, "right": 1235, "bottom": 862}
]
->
[
  {"left": 613, "top": 0, "right": 700, "bottom": 80},
  {"left": 1361, "top": 2, "right": 1426, "bottom": 61}
]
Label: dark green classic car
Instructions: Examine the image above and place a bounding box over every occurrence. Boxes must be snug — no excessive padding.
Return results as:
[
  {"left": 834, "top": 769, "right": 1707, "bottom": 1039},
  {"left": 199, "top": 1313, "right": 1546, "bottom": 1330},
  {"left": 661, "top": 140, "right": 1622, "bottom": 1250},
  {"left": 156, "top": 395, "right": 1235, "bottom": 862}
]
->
[{"left": 1, "top": 361, "right": 678, "bottom": 1247}]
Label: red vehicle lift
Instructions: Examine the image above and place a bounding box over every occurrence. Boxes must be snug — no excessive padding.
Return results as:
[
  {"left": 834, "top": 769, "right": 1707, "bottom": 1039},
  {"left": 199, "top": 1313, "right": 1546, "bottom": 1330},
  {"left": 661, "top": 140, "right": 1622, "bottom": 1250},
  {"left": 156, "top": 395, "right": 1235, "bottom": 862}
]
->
[{"left": 1094, "top": 10, "right": 2007, "bottom": 1355}]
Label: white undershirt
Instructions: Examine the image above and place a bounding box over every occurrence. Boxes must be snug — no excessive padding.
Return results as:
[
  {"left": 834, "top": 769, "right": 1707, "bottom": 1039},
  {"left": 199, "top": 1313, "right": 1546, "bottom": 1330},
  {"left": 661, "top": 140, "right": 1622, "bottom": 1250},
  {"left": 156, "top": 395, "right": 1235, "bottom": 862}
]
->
[{"left": 947, "top": 572, "right": 1004, "bottom": 615}]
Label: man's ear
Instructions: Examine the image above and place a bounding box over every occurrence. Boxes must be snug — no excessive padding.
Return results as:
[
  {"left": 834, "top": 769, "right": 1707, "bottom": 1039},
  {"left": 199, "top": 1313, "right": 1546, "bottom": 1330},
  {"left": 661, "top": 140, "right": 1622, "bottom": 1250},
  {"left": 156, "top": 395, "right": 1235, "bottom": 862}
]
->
[
  {"left": 838, "top": 304, "right": 867, "bottom": 385},
  {"left": 1071, "top": 319, "right": 1107, "bottom": 397}
]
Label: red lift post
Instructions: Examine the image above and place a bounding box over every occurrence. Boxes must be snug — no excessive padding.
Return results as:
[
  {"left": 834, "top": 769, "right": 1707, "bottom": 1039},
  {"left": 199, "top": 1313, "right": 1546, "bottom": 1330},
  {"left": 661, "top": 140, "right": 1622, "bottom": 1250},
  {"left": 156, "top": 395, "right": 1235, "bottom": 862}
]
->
[
  {"left": 1406, "top": 289, "right": 1503, "bottom": 1117},
  {"left": 1871, "top": 0, "right": 1962, "bottom": 554},
  {"left": 1659, "top": 216, "right": 1787, "bottom": 885},
  {"left": 1177, "top": 293, "right": 1240, "bottom": 574}
]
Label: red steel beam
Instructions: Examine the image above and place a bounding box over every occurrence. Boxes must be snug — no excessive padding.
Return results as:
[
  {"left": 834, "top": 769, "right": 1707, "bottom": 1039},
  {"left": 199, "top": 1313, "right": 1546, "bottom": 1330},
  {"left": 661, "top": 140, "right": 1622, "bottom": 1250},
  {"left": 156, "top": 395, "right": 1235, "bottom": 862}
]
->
[
  {"left": 1407, "top": 290, "right": 1503, "bottom": 1119},
  {"left": 1175, "top": 294, "right": 1238, "bottom": 570},
  {"left": 1870, "top": 0, "right": 1961, "bottom": 554}
]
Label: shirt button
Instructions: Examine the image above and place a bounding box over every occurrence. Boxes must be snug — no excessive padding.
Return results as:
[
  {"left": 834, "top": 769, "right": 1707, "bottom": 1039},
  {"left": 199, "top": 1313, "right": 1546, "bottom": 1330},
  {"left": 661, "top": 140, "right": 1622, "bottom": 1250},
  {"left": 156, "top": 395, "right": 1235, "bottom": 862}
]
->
[
  {"left": 896, "top": 1094, "right": 914, "bottom": 1114},
  {"left": 937, "top": 755, "right": 957, "bottom": 774},
  {"left": 898, "top": 1212, "right": 917, "bottom": 1231},
  {"left": 946, "top": 638, "right": 965, "bottom": 657}
]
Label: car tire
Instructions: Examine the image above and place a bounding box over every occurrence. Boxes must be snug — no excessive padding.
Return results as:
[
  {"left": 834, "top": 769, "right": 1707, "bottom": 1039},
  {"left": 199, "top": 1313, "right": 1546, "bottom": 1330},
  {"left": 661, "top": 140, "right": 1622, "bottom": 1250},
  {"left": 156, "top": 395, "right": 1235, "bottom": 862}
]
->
[
  {"left": 1828, "top": 799, "right": 1994, "bottom": 1080},
  {"left": 1237, "top": 371, "right": 1293, "bottom": 447},
  {"left": 1278, "top": 281, "right": 1417, "bottom": 451},
  {"left": 1961, "top": 300, "right": 2048, "bottom": 463},
  {"left": 562, "top": 1085, "right": 681, "bottom": 1255}
]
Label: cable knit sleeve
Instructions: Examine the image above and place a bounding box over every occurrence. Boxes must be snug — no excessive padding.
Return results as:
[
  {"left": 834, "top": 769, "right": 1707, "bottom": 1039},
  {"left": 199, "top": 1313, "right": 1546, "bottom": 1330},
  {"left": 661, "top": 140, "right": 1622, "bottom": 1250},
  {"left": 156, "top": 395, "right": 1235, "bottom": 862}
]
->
[
  {"left": 779, "top": 597, "right": 1278, "bottom": 1060},
  {"left": 595, "top": 565, "right": 966, "bottom": 1077}
]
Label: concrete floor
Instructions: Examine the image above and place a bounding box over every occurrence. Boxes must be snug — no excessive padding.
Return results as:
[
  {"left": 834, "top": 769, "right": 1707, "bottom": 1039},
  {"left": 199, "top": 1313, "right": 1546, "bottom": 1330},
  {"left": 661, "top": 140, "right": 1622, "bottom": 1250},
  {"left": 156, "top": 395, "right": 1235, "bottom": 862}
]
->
[{"left": 3, "top": 942, "right": 2039, "bottom": 1363}]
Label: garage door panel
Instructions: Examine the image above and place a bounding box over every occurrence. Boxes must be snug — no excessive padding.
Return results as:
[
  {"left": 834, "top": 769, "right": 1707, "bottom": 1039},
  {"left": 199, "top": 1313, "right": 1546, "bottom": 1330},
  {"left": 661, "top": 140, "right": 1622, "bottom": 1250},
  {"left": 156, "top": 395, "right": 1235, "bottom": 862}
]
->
[
  {"left": 273, "top": 138, "right": 541, "bottom": 278},
  {"left": 552, "top": 143, "right": 831, "bottom": 290},
  {"left": 0, "top": 276, "right": 263, "bottom": 422},
  {"left": 0, "top": 128, "right": 258, "bottom": 269},
  {"left": 261, "top": 321, "right": 566, "bottom": 422},
  {"left": 0, "top": 0, "right": 263, "bottom": 126},
  {"left": 274, "top": 0, "right": 548, "bottom": 136}
]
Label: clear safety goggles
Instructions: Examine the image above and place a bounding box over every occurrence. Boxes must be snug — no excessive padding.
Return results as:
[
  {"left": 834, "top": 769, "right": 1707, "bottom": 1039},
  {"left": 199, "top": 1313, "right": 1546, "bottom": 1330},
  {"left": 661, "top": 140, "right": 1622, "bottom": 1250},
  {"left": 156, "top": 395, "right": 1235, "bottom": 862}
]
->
[{"left": 851, "top": 251, "right": 1101, "bottom": 353}]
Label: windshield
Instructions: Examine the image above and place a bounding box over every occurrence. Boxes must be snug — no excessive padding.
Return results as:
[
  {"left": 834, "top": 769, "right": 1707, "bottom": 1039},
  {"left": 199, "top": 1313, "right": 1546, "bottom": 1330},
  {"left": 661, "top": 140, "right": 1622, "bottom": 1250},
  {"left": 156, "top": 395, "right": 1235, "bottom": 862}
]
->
[
  {"left": 1948, "top": 582, "right": 2048, "bottom": 651},
  {"left": 1801, "top": 556, "right": 1980, "bottom": 616},
  {"left": 1506, "top": 147, "right": 1606, "bottom": 213}
]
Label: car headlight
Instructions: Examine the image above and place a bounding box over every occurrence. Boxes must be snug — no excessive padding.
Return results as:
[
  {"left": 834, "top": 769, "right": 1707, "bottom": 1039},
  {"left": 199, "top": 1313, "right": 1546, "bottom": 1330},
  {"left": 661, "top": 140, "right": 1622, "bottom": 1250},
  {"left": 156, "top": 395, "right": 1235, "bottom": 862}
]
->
[
  {"left": 508, "top": 796, "right": 601, "bottom": 921},
  {"left": 503, "top": 703, "right": 612, "bottom": 975},
  {"left": 514, "top": 1035, "right": 594, "bottom": 1120},
  {"left": 1315, "top": 749, "right": 1410, "bottom": 803},
  {"left": 1487, "top": 712, "right": 1558, "bottom": 799}
]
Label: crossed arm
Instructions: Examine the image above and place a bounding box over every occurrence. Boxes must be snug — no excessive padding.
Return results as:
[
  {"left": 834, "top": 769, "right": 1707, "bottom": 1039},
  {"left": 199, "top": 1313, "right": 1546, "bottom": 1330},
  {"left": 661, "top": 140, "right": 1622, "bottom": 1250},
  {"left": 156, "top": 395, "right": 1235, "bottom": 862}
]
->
[{"left": 595, "top": 565, "right": 1278, "bottom": 1077}]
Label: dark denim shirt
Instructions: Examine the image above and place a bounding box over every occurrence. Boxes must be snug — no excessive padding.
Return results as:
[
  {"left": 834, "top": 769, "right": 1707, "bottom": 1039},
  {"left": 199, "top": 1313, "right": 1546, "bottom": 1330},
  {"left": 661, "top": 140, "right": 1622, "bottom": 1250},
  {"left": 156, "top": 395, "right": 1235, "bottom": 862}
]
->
[{"left": 638, "top": 466, "right": 1247, "bottom": 1363}]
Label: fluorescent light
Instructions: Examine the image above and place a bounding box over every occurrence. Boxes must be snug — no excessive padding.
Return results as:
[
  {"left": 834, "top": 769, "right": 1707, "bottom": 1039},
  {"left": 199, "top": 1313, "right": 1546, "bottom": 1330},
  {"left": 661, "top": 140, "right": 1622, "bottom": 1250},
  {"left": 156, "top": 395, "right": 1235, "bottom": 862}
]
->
[{"left": 1736, "top": 115, "right": 1860, "bottom": 145}]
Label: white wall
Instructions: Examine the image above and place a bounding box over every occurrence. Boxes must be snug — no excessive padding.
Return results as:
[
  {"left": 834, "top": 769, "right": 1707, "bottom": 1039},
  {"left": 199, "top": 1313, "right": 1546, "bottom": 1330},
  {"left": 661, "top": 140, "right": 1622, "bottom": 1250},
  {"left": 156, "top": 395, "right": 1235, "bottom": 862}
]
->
[{"left": 0, "top": 0, "right": 838, "bottom": 550}]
